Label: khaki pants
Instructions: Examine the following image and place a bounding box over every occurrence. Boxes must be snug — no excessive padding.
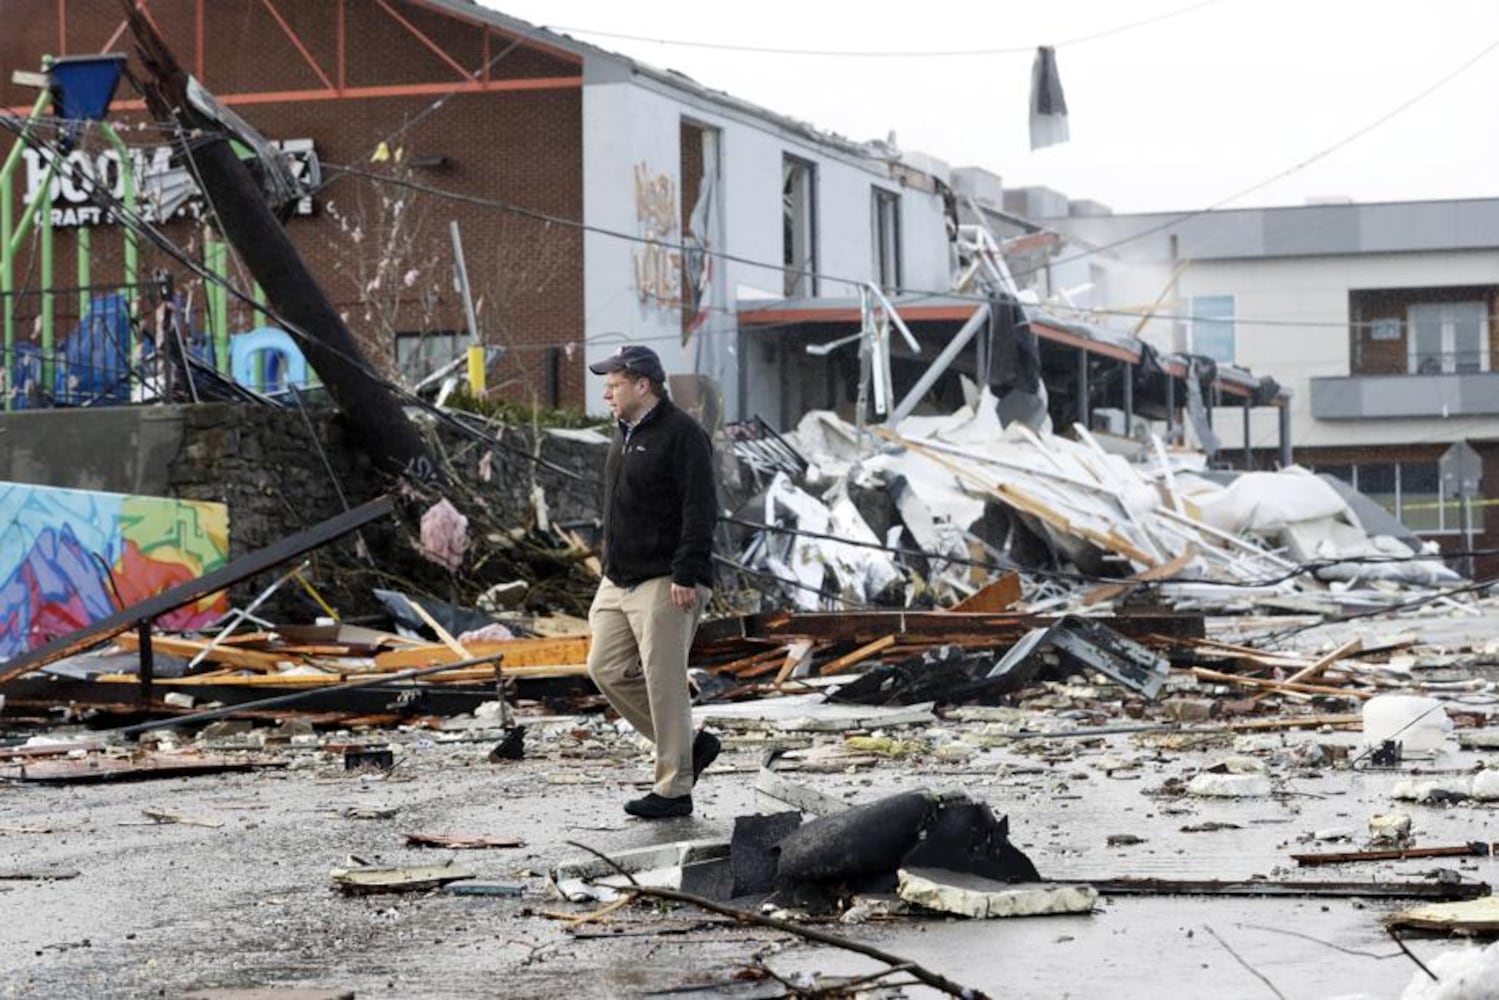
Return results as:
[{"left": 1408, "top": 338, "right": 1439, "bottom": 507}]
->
[{"left": 587, "top": 576, "right": 708, "bottom": 798}]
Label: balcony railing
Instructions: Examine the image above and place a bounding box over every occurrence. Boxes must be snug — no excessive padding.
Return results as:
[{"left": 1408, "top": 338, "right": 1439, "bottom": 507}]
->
[{"left": 1310, "top": 370, "right": 1499, "bottom": 419}]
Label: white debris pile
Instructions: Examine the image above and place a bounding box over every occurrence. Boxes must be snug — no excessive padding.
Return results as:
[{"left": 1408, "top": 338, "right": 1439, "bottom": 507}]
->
[{"left": 727, "top": 390, "right": 1469, "bottom": 614}]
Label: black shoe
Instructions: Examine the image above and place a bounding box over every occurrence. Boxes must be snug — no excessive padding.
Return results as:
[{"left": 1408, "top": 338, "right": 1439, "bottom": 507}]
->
[
  {"left": 624, "top": 793, "right": 693, "bottom": 819},
  {"left": 692, "top": 730, "right": 721, "bottom": 782}
]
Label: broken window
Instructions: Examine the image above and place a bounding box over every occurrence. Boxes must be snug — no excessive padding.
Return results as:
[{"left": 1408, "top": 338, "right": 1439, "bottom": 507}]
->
[
  {"left": 871, "top": 187, "right": 901, "bottom": 291},
  {"left": 1314, "top": 459, "right": 1459, "bottom": 533},
  {"left": 1408, "top": 301, "right": 1488, "bottom": 374},
  {"left": 1187, "top": 294, "right": 1235, "bottom": 363},
  {"left": 681, "top": 121, "right": 721, "bottom": 342},
  {"left": 395, "top": 330, "right": 464, "bottom": 382},
  {"left": 783, "top": 155, "right": 817, "bottom": 297}
]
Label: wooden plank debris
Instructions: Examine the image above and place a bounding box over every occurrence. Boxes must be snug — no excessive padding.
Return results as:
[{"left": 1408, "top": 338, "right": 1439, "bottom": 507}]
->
[
  {"left": 1068, "top": 877, "right": 1489, "bottom": 900},
  {"left": 405, "top": 833, "right": 526, "bottom": 850},
  {"left": 114, "top": 632, "right": 290, "bottom": 673},
  {"left": 330, "top": 864, "right": 476, "bottom": 894},
  {"left": 0, "top": 867, "right": 81, "bottom": 881},
  {"left": 0, "top": 496, "right": 394, "bottom": 687},
  {"left": 1251, "top": 637, "right": 1363, "bottom": 702},
  {"left": 1191, "top": 667, "right": 1373, "bottom": 700},
  {"left": 0, "top": 753, "right": 288, "bottom": 784},
  {"left": 819, "top": 635, "right": 897, "bottom": 676},
  {"left": 1080, "top": 546, "right": 1197, "bottom": 607},
  {"left": 373, "top": 635, "right": 591, "bottom": 671},
  {"left": 948, "top": 572, "right": 1022, "bottom": 613},
  {"left": 1385, "top": 896, "right": 1499, "bottom": 935},
  {"left": 1293, "top": 843, "right": 1493, "bottom": 866}
]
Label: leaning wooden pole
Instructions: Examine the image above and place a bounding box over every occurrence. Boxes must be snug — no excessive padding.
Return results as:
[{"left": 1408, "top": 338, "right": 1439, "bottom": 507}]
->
[{"left": 120, "top": 1, "right": 440, "bottom": 484}]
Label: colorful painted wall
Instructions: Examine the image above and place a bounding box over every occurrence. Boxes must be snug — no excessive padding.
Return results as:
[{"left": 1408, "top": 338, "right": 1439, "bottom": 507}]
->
[{"left": 0, "top": 483, "right": 229, "bottom": 659}]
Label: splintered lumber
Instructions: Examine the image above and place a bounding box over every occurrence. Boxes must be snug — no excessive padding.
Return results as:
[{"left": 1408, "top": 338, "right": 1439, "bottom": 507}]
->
[
  {"left": 712, "top": 646, "right": 793, "bottom": 679},
  {"left": 1271, "top": 638, "right": 1363, "bottom": 690},
  {"left": 374, "top": 635, "right": 591, "bottom": 671},
  {"left": 114, "top": 632, "right": 290, "bottom": 673},
  {"left": 949, "top": 573, "right": 1023, "bottom": 613},
  {"left": 1182, "top": 638, "right": 1314, "bottom": 668},
  {"left": 819, "top": 635, "right": 898, "bottom": 676},
  {"left": 772, "top": 640, "right": 817, "bottom": 687},
  {"left": 1080, "top": 546, "right": 1198, "bottom": 607},
  {"left": 405, "top": 833, "right": 526, "bottom": 850},
  {"left": 330, "top": 864, "right": 475, "bottom": 894},
  {"left": 0, "top": 496, "right": 395, "bottom": 687},
  {"left": 0, "top": 753, "right": 287, "bottom": 784},
  {"left": 407, "top": 599, "right": 472, "bottom": 661},
  {"left": 93, "top": 660, "right": 588, "bottom": 687},
  {"left": 1192, "top": 666, "right": 1372, "bottom": 700},
  {"left": 1293, "top": 843, "right": 1493, "bottom": 867},
  {"left": 996, "top": 482, "right": 1157, "bottom": 566}
]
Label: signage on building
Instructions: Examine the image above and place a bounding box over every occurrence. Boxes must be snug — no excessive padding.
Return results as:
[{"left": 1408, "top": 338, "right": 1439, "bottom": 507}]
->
[{"left": 20, "top": 138, "right": 320, "bottom": 228}]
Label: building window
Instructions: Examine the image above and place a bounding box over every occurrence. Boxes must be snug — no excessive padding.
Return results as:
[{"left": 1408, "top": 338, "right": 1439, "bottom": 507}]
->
[
  {"left": 871, "top": 187, "right": 901, "bottom": 291},
  {"left": 1314, "top": 460, "right": 1459, "bottom": 533},
  {"left": 1187, "top": 295, "right": 1235, "bottom": 363},
  {"left": 396, "top": 330, "right": 465, "bottom": 381},
  {"left": 782, "top": 155, "right": 817, "bottom": 297},
  {"left": 1408, "top": 301, "right": 1488, "bottom": 374}
]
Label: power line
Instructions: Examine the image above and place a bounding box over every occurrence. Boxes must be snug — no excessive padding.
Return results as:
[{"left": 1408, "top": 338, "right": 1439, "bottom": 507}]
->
[
  {"left": 544, "top": 0, "right": 1226, "bottom": 58},
  {"left": 318, "top": 162, "right": 1483, "bottom": 345},
  {"left": 1036, "top": 32, "right": 1499, "bottom": 276}
]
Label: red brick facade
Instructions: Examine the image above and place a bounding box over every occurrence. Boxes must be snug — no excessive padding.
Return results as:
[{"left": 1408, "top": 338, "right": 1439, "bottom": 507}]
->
[{"left": 2, "top": 0, "right": 587, "bottom": 406}]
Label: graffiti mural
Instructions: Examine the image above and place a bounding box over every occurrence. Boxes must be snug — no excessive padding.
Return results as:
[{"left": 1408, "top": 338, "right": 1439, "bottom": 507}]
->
[
  {"left": 0, "top": 483, "right": 230, "bottom": 659},
  {"left": 631, "top": 161, "right": 686, "bottom": 309}
]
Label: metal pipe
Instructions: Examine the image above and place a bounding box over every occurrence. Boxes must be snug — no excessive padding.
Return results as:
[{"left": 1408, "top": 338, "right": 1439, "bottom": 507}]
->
[
  {"left": 98, "top": 122, "right": 138, "bottom": 350},
  {"left": 1278, "top": 402, "right": 1293, "bottom": 469},
  {"left": 136, "top": 621, "right": 155, "bottom": 705},
  {"left": 76, "top": 225, "right": 90, "bottom": 325},
  {"left": 1075, "top": 347, "right": 1088, "bottom": 428},
  {"left": 40, "top": 165, "right": 54, "bottom": 396},
  {"left": 887, "top": 302, "right": 990, "bottom": 428},
  {"left": 1242, "top": 397, "right": 1253, "bottom": 470},
  {"left": 1121, "top": 358, "right": 1134, "bottom": 430},
  {"left": 450, "top": 220, "right": 480, "bottom": 346},
  {"left": 1165, "top": 374, "right": 1177, "bottom": 439},
  {"left": 1, "top": 88, "right": 52, "bottom": 410},
  {"left": 210, "top": 239, "right": 230, "bottom": 372}
]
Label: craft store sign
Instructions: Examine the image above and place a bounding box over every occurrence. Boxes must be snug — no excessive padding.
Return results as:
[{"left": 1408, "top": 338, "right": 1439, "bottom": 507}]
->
[{"left": 20, "top": 138, "right": 320, "bottom": 227}]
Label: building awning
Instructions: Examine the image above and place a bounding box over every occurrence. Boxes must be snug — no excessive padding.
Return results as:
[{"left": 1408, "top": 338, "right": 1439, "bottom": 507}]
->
[{"left": 737, "top": 296, "right": 1289, "bottom": 406}]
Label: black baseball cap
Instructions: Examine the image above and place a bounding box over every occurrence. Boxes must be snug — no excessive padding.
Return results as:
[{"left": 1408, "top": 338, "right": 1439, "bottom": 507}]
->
[{"left": 588, "top": 344, "right": 666, "bottom": 382}]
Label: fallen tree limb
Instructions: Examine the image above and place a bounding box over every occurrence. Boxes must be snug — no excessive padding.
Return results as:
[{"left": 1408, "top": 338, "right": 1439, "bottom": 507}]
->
[{"left": 565, "top": 840, "right": 988, "bottom": 1000}]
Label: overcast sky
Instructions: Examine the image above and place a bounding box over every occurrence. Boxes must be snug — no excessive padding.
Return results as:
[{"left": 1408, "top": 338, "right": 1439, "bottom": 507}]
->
[{"left": 481, "top": 0, "right": 1499, "bottom": 215}]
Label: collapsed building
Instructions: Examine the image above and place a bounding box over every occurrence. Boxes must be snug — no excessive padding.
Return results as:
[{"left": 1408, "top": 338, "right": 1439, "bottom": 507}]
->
[{"left": 2, "top": 7, "right": 1498, "bottom": 999}]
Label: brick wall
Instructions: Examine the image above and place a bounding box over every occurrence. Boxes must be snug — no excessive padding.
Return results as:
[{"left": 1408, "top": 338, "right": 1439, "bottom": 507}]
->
[{"left": 2, "top": 0, "right": 587, "bottom": 408}]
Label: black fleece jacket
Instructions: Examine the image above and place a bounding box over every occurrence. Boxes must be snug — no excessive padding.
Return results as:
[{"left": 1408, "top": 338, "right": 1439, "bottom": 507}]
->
[{"left": 600, "top": 396, "right": 717, "bottom": 588}]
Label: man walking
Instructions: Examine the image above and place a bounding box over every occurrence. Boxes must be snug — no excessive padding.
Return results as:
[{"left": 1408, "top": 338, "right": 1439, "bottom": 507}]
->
[{"left": 586, "top": 345, "right": 720, "bottom": 819}]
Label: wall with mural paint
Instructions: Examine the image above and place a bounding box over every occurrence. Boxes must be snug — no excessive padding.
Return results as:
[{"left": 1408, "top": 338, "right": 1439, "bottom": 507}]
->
[{"left": 0, "top": 482, "right": 229, "bottom": 659}]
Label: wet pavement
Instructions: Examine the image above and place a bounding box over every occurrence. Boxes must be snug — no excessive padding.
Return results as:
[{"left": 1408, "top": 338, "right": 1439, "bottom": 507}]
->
[{"left": 3, "top": 610, "right": 1497, "bottom": 998}]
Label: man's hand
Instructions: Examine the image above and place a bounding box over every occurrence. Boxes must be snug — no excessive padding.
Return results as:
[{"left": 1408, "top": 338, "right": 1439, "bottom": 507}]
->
[{"left": 670, "top": 583, "right": 698, "bottom": 611}]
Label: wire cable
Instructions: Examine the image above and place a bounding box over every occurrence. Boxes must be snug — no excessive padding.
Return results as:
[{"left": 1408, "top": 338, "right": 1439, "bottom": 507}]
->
[{"left": 545, "top": 1, "right": 1226, "bottom": 58}]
